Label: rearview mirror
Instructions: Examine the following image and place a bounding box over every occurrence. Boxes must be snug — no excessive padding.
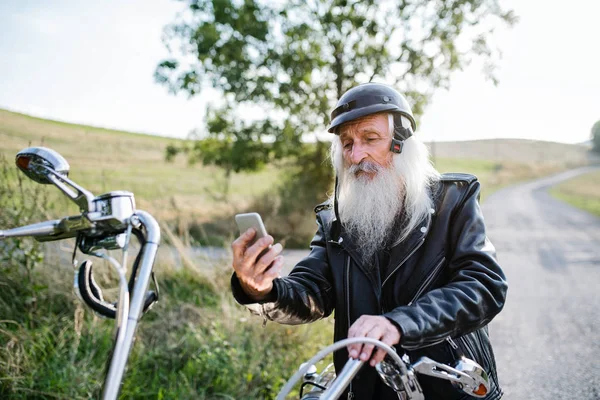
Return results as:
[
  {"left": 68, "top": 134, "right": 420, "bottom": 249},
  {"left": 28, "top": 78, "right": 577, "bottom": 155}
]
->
[{"left": 15, "top": 147, "right": 70, "bottom": 184}]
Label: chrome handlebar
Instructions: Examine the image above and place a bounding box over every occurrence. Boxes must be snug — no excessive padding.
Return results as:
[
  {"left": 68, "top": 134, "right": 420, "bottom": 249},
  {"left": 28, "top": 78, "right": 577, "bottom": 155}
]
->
[
  {"left": 0, "top": 189, "right": 136, "bottom": 252},
  {"left": 282, "top": 337, "right": 490, "bottom": 400}
]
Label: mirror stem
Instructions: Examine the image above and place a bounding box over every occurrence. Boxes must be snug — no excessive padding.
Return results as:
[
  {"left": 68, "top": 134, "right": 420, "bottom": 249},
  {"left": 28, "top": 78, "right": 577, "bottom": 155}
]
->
[{"left": 42, "top": 164, "right": 95, "bottom": 212}]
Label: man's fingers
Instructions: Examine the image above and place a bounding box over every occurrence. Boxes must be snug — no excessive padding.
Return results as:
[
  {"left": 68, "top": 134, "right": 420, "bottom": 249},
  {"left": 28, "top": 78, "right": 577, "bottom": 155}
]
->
[
  {"left": 358, "top": 326, "right": 383, "bottom": 361},
  {"left": 347, "top": 316, "right": 401, "bottom": 363},
  {"left": 256, "top": 243, "right": 284, "bottom": 272},
  {"left": 370, "top": 330, "right": 399, "bottom": 366},
  {"left": 231, "top": 228, "right": 256, "bottom": 262},
  {"left": 370, "top": 329, "right": 400, "bottom": 366},
  {"left": 264, "top": 256, "right": 284, "bottom": 279},
  {"left": 370, "top": 348, "right": 388, "bottom": 367},
  {"left": 246, "top": 235, "right": 275, "bottom": 263},
  {"left": 347, "top": 317, "right": 370, "bottom": 359}
]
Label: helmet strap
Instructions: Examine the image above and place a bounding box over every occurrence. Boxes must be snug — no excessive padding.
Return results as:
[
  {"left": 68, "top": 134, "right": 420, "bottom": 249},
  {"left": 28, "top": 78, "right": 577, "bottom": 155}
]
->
[
  {"left": 332, "top": 175, "right": 341, "bottom": 240},
  {"left": 390, "top": 137, "right": 405, "bottom": 154},
  {"left": 390, "top": 115, "right": 413, "bottom": 154}
]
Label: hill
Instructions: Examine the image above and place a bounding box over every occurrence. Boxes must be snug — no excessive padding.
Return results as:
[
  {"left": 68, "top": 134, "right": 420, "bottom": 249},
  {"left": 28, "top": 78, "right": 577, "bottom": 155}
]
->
[
  {"left": 2, "top": 107, "right": 597, "bottom": 245},
  {"left": 0, "top": 108, "right": 280, "bottom": 221},
  {"left": 426, "top": 139, "right": 598, "bottom": 166}
]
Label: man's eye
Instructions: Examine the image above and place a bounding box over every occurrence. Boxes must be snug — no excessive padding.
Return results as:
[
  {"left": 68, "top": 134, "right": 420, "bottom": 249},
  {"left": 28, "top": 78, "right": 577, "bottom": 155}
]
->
[{"left": 343, "top": 142, "right": 352, "bottom": 149}]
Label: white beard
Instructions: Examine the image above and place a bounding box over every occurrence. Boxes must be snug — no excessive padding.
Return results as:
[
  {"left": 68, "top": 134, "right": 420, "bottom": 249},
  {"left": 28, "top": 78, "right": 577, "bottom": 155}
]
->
[{"left": 337, "top": 160, "right": 405, "bottom": 266}]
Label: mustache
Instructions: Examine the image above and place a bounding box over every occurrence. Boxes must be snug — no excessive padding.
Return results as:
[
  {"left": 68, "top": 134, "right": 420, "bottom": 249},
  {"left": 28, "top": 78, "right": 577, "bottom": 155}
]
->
[{"left": 347, "top": 160, "right": 383, "bottom": 175}]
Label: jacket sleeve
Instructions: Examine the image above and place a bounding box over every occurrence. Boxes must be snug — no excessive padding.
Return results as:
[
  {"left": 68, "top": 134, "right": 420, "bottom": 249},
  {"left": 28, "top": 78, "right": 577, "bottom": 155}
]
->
[
  {"left": 230, "top": 215, "right": 336, "bottom": 325},
  {"left": 384, "top": 181, "right": 508, "bottom": 350}
]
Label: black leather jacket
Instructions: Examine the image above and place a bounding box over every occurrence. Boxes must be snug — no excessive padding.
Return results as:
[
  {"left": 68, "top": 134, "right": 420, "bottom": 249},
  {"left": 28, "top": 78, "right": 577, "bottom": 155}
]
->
[{"left": 232, "top": 173, "right": 507, "bottom": 399}]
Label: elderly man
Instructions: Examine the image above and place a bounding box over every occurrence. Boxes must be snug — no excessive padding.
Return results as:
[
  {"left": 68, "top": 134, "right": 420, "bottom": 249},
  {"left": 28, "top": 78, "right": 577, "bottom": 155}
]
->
[{"left": 231, "top": 83, "right": 507, "bottom": 399}]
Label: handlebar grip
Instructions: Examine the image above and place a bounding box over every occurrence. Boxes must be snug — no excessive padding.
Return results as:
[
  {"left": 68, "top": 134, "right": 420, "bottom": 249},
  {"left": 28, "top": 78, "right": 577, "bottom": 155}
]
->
[
  {"left": 76, "top": 260, "right": 158, "bottom": 319},
  {"left": 77, "top": 260, "right": 117, "bottom": 319},
  {"left": 143, "top": 291, "right": 158, "bottom": 313}
]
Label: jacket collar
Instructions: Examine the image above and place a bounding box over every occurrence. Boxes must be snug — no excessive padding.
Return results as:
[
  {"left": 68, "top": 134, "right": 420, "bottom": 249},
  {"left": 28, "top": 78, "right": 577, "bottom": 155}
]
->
[{"left": 330, "top": 209, "right": 433, "bottom": 289}]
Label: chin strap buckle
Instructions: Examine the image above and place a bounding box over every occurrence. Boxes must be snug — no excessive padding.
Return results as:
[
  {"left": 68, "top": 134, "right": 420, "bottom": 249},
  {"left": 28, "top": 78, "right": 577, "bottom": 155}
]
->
[
  {"left": 390, "top": 115, "right": 413, "bottom": 154},
  {"left": 390, "top": 138, "right": 404, "bottom": 154}
]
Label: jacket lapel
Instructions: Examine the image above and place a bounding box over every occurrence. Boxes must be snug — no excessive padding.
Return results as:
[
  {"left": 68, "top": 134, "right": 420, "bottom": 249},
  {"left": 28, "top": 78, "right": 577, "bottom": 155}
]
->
[{"left": 381, "top": 215, "right": 430, "bottom": 285}]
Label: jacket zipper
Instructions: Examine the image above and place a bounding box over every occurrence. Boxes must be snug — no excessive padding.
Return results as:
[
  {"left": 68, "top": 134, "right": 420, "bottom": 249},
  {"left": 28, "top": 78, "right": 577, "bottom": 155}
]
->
[
  {"left": 397, "top": 256, "right": 448, "bottom": 350},
  {"left": 458, "top": 335, "right": 477, "bottom": 360},
  {"left": 345, "top": 255, "right": 354, "bottom": 399},
  {"left": 381, "top": 238, "right": 425, "bottom": 288},
  {"left": 407, "top": 256, "right": 446, "bottom": 306}
]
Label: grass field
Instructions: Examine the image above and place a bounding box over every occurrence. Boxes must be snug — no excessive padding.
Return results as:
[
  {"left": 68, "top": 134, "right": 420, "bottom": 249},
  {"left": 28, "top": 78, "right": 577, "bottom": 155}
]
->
[
  {"left": 0, "top": 109, "right": 281, "bottom": 222},
  {"left": 549, "top": 169, "right": 600, "bottom": 217}
]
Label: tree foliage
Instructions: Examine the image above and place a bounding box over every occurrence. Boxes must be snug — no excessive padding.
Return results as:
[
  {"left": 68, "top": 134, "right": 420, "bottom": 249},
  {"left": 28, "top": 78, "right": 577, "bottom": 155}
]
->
[
  {"left": 592, "top": 120, "right": 600, "bottom": 153},
  {"left": 156, "top": 0, "right": 517, "bottom": 201}
]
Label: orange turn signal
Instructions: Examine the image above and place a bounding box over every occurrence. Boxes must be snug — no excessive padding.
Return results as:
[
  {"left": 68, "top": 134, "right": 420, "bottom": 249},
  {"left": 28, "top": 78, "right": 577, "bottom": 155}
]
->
[
  {"left": 16, "top": 156, "right": 30, "bottom": 170},
  {"left": 473, "top": 384, "right": 488, "bottom": 396}
]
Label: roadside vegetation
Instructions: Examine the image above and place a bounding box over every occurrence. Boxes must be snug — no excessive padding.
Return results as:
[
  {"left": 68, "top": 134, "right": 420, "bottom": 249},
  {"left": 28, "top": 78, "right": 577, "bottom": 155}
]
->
[
  {"left": 549, "top": 169, "right": 600, "bottom": 217},
  {"left": 0, "top": 157, "right": 333, "bottom": 399}
]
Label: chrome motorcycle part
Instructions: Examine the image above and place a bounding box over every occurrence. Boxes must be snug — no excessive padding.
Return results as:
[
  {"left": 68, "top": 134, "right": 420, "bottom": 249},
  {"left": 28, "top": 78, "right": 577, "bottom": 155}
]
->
[
  {"left": 16, "top": 146, "right": 95, "bottom": 212},
  {"left": 276, "top": 337, "right": 403, "bottom": 400},
  {"left": 2, "top": 147, "right": 161, "bottom": 400},
  {"left": 15, "top": 146, "right": 70, "bottom": 183},
  {"left": 412, "top": 356, "right": 489, "bottom": 398},
  {"left": 376, "top": 359, "right": 424, "bottom": 399}
]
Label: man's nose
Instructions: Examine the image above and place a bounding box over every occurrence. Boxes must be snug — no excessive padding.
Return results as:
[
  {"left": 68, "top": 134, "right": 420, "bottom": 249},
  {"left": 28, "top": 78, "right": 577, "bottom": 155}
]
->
[{"left": 349, "top": 143, "right": 367, "bottom": 165}]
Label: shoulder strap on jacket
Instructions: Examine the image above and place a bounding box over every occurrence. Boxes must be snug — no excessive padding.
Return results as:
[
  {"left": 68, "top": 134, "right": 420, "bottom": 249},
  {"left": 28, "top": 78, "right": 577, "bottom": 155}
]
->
[
  {"left": 440, "top": 172, "right": 478, "bottom": 185},
  {"left": 314, "top": 200, "right": 332, "bottom": 214},
  {"left": 313, "top": 200, "right": 339, "bottom": 240}
]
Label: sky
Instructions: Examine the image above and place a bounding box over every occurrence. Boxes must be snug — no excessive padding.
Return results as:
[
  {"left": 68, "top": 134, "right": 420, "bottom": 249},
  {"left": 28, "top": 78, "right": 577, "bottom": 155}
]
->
[{"left": 0, "top": 0, "right": 598, "bottom": 144}]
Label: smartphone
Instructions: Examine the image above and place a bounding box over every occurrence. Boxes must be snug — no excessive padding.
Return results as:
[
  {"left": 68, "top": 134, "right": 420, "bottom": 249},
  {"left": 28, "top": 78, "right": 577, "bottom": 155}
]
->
[{"left": 235, "top": 212, "right": 269, "bottom": 248}]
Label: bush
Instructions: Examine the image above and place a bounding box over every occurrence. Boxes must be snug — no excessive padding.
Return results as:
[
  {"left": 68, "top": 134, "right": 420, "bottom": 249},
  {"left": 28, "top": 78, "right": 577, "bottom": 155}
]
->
[{"left": 592, "top": 120, "right": 600, "bottom": 153}]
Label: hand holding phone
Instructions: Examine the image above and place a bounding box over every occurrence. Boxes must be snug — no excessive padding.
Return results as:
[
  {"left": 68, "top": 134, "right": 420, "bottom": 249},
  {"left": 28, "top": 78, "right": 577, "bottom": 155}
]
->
[
  {"left": 234, "top": 213, "right": 269, "bottom": 247},
  {"left": 232, "top": 212, "right": 284, "bottom": 301}
]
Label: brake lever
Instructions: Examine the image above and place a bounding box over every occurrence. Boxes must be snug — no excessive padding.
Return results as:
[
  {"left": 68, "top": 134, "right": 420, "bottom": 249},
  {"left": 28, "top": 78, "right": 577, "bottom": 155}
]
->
[
  {"left": 412, "top": 356, "right": 489, "bottom": 398},
  {"left": 376, "top": 359, "right": 425, "bottom": 400}
]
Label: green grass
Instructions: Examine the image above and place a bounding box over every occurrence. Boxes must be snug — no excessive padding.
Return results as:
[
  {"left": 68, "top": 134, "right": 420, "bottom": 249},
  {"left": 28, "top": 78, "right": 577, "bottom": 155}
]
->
[
  {"left": 0, "top": 263, "right": 335, "bottom": 399},
  {"left": 549, "top": 170, "right": 600, "bottom": 217}
]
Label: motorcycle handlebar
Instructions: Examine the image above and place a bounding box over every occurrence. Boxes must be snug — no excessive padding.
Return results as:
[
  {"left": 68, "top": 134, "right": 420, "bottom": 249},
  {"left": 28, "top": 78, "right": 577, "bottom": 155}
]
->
[
  {"left": 277, "top": 338, "right": 404, "bottom": 400},
  {"left": 0, "top": 219, "right": 61, "bottom": 239}
]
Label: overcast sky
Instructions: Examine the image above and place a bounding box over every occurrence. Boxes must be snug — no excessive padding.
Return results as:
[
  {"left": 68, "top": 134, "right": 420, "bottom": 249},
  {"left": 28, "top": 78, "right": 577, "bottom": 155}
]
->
[{"left": 1, "top": 0, "right": 598, "bottom": 144}]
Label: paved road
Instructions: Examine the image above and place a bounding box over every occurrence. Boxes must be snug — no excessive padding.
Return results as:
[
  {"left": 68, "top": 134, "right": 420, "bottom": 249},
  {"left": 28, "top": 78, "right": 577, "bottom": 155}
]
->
[{"left": 483, "top": 166, "right": 600, "bottom": 399}]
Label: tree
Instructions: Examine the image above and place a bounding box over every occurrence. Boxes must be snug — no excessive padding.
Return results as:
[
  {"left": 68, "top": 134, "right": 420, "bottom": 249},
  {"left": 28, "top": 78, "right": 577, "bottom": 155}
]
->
[
  {"left": 155, "top": 0, "right": 517, "bottom": 203},
  {"left": 592, "top": 120, "right": 600, "bottom": 153}
]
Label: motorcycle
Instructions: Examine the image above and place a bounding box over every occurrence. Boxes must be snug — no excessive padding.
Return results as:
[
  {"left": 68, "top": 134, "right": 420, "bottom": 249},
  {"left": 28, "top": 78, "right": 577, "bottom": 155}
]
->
[
  {"left": 0, "top": 147, "right": 160, "bottom": 400},
  {"left": 277, "top": 337, "right": 490, "bottom": 399}
]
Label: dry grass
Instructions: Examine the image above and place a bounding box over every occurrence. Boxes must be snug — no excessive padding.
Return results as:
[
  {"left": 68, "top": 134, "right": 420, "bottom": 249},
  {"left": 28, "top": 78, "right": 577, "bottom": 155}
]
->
[
  {"left": 550, "top": 169, "right": 600, "bottom": 217},
  {"left": 0, "top": 109, "right": 281, "bottom": 223},
  {"left": 426, "top": 139, "right": 597, "bottom": 166}
]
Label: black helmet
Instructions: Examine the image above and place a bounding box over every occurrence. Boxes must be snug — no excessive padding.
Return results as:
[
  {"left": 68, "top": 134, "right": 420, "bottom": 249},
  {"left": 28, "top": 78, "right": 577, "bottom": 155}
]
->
[{"left": 328, "top": 83, "right": 416, "bottom": 133}]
